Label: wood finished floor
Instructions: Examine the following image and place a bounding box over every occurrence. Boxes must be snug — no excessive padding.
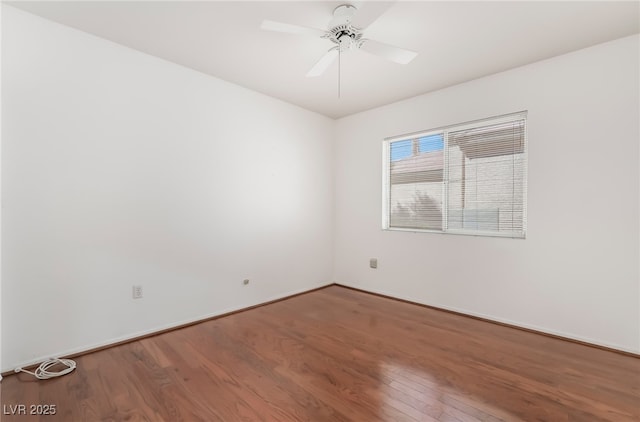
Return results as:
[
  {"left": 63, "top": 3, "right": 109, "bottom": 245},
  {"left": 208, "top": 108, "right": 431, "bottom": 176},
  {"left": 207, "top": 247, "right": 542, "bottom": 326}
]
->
[{"left": 1, "top": 285, "right": 639, "bottom": 421}]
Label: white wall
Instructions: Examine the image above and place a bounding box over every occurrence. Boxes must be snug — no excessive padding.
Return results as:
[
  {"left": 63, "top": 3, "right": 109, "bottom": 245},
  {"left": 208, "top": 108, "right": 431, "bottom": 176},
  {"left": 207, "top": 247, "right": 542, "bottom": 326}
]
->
[
  {"left": 334, "top": 35, "right": 640, "bottom": 353},
  {"left": 0, "top": 2, "right": 3, "bottom": 381},
  {"left": 1, "top": 6, "right": 334, "bottom": 371}
]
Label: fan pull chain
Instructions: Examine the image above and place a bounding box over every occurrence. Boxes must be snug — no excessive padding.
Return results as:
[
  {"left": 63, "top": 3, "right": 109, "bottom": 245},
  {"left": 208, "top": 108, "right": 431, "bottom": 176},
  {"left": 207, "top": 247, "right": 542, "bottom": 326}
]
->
[{"left": 338, "top": 48, "right": 341, "bottom": 98}]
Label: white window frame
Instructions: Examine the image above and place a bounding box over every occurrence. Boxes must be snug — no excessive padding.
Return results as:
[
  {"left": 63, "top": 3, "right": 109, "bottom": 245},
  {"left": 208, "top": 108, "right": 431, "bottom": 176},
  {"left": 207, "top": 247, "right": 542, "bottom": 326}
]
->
[{"left": 382, "top": 111, "right": 527, "bottom": 239}]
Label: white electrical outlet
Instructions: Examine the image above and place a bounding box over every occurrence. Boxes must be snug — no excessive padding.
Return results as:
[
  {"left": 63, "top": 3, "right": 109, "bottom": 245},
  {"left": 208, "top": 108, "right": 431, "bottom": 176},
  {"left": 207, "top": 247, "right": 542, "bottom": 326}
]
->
[{"left": 132, "top": 285, "right": 143, "bottom": 299}]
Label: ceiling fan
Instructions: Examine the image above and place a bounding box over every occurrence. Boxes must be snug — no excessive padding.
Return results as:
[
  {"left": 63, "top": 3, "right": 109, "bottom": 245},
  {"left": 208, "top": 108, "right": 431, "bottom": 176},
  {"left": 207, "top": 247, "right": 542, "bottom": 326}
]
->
[{"left": 260, "top": 2, "right": 417, "bottom": 78}]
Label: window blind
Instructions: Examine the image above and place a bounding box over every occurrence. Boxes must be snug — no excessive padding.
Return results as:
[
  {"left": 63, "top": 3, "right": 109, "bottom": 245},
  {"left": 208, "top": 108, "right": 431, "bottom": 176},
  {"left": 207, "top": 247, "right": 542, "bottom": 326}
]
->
[
  {"left": 388, "top": 134, "right": 445, "bottom": 230},
  {"left": 446, "top": 118, "right": 526, "bottom": 237},
  {"left": 384, "top": 112, "right": 527, "bottom": 238}
]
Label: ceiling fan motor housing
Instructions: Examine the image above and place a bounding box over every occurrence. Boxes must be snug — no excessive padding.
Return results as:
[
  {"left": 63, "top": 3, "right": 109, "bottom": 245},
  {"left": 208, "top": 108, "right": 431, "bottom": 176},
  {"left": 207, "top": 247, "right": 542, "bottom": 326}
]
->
[{"left": 329, "top": 26, "right": 362, "bottom": 52}]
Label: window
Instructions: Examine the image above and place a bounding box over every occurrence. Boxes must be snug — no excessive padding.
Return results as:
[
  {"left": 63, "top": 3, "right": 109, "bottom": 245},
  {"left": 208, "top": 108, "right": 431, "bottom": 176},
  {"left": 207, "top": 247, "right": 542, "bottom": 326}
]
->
[{"left": 383, "top": 112, "right": 527, "bottom": 238}]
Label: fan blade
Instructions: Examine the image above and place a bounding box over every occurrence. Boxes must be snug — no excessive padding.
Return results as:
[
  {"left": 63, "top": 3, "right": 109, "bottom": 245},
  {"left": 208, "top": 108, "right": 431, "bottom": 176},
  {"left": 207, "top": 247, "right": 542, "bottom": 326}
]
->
[
  {"left": 360, "top": 39, "right": 417, "bottom": 64},
  {"left": 306, "top": 49, "right": 339, "bottom": 77},
  {"left": 350, "top": 1, "right": 395, "bottom": 29},
  {"left": 260, "top": 20, "right": 326, "bottom": 38}
]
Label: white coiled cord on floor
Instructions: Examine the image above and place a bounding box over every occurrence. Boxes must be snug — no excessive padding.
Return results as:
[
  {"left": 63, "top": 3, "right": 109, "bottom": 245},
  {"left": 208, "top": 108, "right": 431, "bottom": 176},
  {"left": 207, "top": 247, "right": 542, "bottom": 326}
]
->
[{"left": 15, "top": 358, "right": 76, "bottom": 380}]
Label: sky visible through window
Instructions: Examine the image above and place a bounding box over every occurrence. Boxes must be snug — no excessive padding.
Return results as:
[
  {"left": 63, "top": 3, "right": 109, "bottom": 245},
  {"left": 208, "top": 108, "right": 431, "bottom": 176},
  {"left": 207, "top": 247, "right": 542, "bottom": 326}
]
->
[{"left": 390, "top": 133, "right": 444, "bottom": 161}]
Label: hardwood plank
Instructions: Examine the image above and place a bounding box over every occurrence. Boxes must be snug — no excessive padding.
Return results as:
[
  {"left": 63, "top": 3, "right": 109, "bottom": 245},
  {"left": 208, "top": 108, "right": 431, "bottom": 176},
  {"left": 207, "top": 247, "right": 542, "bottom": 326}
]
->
[{"left": 1, "top": 285, "right": 638, "bottom": 421}]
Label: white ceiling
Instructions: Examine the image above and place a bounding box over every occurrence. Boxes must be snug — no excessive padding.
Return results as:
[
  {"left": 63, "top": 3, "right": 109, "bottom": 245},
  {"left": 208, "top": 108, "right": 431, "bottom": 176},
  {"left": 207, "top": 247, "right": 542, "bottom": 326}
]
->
[{"left": 7, "top": 1, "right": 640, "bottom": 119}]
